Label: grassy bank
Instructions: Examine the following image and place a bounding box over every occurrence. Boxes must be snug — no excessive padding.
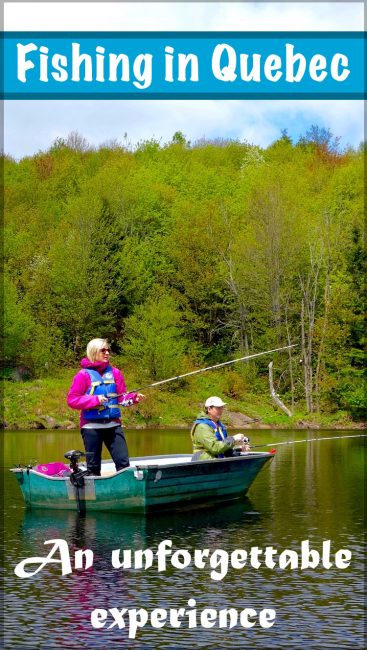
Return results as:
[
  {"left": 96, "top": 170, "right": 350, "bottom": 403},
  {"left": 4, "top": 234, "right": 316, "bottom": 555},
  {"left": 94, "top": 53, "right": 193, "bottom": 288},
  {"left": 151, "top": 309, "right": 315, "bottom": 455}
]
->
[{"left": 3, "top": 365, "right": 362, "bottom": 431}]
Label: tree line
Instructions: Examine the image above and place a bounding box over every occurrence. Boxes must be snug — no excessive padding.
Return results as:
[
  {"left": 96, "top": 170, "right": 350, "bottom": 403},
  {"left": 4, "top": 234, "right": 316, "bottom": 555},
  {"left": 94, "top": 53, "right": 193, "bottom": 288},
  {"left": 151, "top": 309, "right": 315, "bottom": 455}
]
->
[{"left": 3, "top": 127, "right": 365, "bottom": 418}]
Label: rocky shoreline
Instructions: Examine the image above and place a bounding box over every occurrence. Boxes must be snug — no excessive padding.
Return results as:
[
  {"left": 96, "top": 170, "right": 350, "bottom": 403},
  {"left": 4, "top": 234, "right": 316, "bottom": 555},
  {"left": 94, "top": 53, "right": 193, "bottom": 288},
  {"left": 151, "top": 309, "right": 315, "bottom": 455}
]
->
[{"left": 3, "top": 410, "right": 366, "bottom": 431}]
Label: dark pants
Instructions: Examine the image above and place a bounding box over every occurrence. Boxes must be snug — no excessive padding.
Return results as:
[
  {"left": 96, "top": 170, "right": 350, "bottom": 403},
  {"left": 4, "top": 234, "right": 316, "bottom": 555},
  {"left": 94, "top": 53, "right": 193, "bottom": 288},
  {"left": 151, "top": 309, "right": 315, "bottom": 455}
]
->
[{"left": 81, "top": 425, "right": 129, "bottom": 476}]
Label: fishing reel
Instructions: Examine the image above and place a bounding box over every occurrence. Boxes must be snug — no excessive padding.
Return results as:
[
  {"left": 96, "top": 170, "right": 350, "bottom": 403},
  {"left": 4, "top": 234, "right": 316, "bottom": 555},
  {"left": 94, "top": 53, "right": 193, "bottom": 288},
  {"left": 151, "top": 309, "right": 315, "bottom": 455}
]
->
[{"left": 64, "top": 450, "right": 89, "bottom": 488}]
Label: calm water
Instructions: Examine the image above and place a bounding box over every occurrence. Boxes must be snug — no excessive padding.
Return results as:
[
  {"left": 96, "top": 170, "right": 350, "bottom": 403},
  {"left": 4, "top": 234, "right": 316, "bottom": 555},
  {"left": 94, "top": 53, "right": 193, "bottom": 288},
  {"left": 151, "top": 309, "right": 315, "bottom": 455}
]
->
[{"left": 3, "top": 429, "right": 365, "bottom": 649}]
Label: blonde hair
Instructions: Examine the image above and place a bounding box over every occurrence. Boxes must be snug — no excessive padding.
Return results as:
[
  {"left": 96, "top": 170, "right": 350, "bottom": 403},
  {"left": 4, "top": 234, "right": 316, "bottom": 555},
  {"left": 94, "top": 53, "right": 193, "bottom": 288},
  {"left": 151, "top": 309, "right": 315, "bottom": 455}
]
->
[{"left": 86, "top": 338, "right": 109, "bottom": 362}]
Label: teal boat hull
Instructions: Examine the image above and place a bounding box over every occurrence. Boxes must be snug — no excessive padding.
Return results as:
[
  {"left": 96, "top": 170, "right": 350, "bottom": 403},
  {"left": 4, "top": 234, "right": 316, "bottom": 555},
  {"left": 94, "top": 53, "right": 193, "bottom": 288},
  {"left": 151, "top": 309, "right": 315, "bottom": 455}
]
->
[{"left": 11, "top": 452, "right": 274, "bottom": 513}]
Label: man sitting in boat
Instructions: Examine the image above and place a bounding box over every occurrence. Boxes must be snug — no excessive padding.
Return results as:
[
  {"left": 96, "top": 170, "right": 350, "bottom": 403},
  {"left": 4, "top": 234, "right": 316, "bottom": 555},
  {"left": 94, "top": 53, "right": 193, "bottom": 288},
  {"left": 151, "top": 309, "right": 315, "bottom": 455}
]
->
[{"left": 191, "top": 396, "right": 250, "bottom": 461}]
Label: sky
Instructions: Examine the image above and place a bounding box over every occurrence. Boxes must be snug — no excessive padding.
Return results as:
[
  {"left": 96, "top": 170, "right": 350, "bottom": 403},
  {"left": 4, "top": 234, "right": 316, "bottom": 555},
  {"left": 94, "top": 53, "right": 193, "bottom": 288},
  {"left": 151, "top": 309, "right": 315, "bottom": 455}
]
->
[{"left": 4, "top": 2, "right": 365, "bottom": 159}]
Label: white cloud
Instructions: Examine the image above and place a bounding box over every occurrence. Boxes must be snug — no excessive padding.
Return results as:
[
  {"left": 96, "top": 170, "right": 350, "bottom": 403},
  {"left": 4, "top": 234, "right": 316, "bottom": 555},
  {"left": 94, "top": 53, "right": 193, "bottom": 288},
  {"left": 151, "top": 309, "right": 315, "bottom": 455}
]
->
[
  {"left": 5, "top": 2, "right": 364, "bottom": 31},
  {"left": 5, "top": 99, "right": 364, "bottom": 159}
]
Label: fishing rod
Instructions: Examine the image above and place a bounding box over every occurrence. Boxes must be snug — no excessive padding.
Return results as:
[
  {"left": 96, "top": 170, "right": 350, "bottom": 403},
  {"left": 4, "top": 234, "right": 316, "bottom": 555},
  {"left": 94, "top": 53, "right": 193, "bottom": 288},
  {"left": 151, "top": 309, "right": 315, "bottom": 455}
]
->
[
  {"left": 250, "top": 433, "right": 367, "bottom": 449},
  {"left": 114, "top": 344, "right": 298, "bottom": 397}
]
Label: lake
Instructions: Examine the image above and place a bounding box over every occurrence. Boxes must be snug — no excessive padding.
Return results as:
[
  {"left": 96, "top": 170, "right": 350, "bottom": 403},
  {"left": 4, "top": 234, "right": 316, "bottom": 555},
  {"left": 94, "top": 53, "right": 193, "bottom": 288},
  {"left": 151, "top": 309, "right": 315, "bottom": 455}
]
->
[{"left": 3, "top": 428, "right": 365, "bottom": 649}]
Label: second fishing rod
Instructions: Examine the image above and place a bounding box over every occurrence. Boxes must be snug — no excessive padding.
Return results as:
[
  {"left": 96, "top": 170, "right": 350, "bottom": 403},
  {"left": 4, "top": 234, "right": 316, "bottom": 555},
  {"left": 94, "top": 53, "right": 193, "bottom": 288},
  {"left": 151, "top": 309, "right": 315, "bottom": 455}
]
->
[{"left": 111, "top": 343, "right": 298, "bottom": 398}]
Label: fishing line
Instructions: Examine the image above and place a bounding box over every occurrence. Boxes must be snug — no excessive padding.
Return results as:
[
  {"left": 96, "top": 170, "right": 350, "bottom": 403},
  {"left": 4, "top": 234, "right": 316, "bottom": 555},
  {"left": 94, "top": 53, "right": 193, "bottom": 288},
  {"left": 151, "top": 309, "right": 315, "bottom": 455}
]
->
[{"left": 251, "top": 433, "right": 367, "bottom": 449}]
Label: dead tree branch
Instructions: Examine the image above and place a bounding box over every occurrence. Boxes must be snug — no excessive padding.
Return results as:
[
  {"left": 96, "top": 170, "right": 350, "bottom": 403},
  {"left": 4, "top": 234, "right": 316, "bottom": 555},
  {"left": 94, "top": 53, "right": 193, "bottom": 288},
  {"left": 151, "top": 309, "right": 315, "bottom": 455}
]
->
[{"left": 268, "top": 361, "right": 292, "bottom": 417}]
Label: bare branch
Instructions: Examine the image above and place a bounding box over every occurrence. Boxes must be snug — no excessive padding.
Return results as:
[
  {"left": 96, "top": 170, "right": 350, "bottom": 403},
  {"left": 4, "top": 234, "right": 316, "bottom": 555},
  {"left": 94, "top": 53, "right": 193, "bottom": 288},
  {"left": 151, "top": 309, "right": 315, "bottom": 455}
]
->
[{"left": 268, "top": 361, "right": 293, "bottom": 417}]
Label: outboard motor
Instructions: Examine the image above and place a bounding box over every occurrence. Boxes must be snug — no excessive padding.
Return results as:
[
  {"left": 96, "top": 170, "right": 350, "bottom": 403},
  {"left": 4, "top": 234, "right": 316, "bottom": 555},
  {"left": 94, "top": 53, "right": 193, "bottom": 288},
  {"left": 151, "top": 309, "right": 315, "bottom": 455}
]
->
[
  {"left": 64, "top": 450, "right": 88, "bottom": 488},
  {"left": 64, "top": 450, "right": 92, "bottom": 514}
]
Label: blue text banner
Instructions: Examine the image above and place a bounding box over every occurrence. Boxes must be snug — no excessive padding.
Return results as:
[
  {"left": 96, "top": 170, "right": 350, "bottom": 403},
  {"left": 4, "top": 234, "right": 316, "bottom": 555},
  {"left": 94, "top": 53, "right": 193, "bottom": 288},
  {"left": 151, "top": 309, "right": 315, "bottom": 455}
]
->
[{"left": 3, "top": 31, "right": 365, "bottom": 99}]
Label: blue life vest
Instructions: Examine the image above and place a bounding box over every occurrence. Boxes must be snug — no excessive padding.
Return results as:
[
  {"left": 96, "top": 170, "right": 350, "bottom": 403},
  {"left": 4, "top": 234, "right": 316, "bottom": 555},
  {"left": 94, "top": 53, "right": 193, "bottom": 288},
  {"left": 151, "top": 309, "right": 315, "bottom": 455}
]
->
[
  {"left": 84, "top": 366, "right": 121, "bottom": 421},
  {"left": 192, "top": 418, "right": 228, "bottom": 441}
]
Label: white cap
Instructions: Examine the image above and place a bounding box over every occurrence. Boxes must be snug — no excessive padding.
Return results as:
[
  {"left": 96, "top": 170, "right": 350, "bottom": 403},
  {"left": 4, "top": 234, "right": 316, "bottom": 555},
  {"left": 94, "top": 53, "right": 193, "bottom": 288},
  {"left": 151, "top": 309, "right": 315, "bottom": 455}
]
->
[{"left": 205, "top": 396, "right": 227, "bottom": 408}]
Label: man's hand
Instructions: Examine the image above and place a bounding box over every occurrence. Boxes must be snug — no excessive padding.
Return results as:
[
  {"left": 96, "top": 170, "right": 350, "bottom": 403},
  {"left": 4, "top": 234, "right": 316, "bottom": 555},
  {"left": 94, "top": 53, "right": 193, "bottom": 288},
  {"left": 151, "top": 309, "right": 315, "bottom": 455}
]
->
[{"left": 240, "top": 442, "right": 251, "bottom": 452}]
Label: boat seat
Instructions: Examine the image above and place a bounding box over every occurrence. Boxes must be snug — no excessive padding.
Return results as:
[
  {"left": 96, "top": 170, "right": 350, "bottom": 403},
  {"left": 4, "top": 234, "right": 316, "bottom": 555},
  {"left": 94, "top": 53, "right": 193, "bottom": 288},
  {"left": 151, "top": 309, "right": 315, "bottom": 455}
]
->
[
  {"left": 129, "top": 456, "right": 192, "bottom": 468},
  {"left": 98, "top": 456, "right": 193, "bottom": 476}
]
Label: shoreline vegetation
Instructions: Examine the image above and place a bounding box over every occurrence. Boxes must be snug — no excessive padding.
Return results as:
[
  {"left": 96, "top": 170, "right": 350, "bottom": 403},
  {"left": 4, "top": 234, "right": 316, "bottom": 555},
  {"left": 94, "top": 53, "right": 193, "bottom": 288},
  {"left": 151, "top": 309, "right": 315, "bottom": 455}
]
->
[
  {"left": 3, "top": 368, "right": 365, "bottom": 431},
  {"left": 4, "top": 131, "right": 365, "bottom": 430}
]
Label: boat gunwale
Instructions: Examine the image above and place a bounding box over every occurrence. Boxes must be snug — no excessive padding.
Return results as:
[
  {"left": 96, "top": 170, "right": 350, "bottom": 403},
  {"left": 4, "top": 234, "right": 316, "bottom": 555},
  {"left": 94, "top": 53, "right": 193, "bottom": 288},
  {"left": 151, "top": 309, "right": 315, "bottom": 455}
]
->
[{"left": 9, "top": 451, "right": 274, "bottom": 480}]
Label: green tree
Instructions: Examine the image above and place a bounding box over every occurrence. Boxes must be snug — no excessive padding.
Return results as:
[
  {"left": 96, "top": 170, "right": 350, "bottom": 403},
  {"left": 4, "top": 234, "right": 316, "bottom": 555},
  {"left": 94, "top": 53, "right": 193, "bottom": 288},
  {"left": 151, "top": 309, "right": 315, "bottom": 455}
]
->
[
  {"left": 122, "top": 290, "right": 192, "bottom": 383},
  {"left": 3, "top": 276, "right": 34, "bottom": 366}
]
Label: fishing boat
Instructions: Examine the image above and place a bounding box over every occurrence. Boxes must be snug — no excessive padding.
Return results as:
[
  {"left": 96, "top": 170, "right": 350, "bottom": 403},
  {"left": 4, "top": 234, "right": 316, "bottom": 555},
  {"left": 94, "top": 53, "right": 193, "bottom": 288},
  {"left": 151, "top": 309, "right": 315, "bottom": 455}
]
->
[{"left": 10, "top": 450, "right": 274, "bottom": 514}]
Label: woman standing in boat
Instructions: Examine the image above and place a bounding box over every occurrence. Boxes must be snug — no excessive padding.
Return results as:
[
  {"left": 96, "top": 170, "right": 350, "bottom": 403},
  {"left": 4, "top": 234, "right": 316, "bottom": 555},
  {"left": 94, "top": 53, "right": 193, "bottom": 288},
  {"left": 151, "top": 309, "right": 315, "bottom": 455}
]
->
[
  {"left": 191, "top": 396, "right": 250, "bottom": 461},
  {"left": 67, "top": 338, "right": 144, "bottom": 476}
]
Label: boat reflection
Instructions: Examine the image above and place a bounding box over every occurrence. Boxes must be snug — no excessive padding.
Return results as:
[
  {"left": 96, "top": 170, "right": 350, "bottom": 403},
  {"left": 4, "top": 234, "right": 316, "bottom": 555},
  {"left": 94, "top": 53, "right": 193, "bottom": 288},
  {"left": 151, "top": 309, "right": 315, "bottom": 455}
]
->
[{"left": 19, "top": 498, "right": 262, "bottom": 552}]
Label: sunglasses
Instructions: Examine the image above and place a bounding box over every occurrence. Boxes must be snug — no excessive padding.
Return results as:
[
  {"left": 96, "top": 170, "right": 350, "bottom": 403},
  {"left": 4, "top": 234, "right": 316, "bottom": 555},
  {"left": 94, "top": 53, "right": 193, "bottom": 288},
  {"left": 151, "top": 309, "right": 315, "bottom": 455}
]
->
[{"left": 100, "top": 348, "right": 111, "bottom": 353}]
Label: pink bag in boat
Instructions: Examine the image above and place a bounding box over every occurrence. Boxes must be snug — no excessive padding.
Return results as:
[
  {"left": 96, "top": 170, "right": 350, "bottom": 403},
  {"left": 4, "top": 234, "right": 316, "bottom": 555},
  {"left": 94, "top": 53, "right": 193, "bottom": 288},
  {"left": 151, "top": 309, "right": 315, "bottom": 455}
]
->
[{"left": 35, "top": 462, "right": 70, "bottom": 477}]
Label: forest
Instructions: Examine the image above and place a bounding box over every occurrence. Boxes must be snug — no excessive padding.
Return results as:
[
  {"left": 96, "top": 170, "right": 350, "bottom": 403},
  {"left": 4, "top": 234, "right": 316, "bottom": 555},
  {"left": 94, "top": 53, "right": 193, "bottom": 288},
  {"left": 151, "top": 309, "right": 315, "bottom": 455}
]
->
[{"left": 3, "top": 127, "right": 366, "bottom": 425}]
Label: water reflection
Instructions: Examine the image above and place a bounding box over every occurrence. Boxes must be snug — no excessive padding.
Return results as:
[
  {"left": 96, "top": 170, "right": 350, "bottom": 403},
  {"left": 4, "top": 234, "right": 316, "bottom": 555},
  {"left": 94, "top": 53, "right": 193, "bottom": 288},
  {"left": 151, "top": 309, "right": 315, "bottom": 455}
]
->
[
  {"left": 18, "top": 498, "right": 262, "bottom": 552},
  {"left": 3, "top": 430, "right": 365, "bottom": 649}
]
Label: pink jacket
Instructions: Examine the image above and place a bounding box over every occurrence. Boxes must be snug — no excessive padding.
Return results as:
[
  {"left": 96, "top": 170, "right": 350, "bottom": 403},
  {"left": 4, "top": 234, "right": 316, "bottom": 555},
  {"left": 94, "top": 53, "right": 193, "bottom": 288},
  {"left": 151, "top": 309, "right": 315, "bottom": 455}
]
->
[{"left": 67, "top": 358, "right": 139, "bottom": 428}]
